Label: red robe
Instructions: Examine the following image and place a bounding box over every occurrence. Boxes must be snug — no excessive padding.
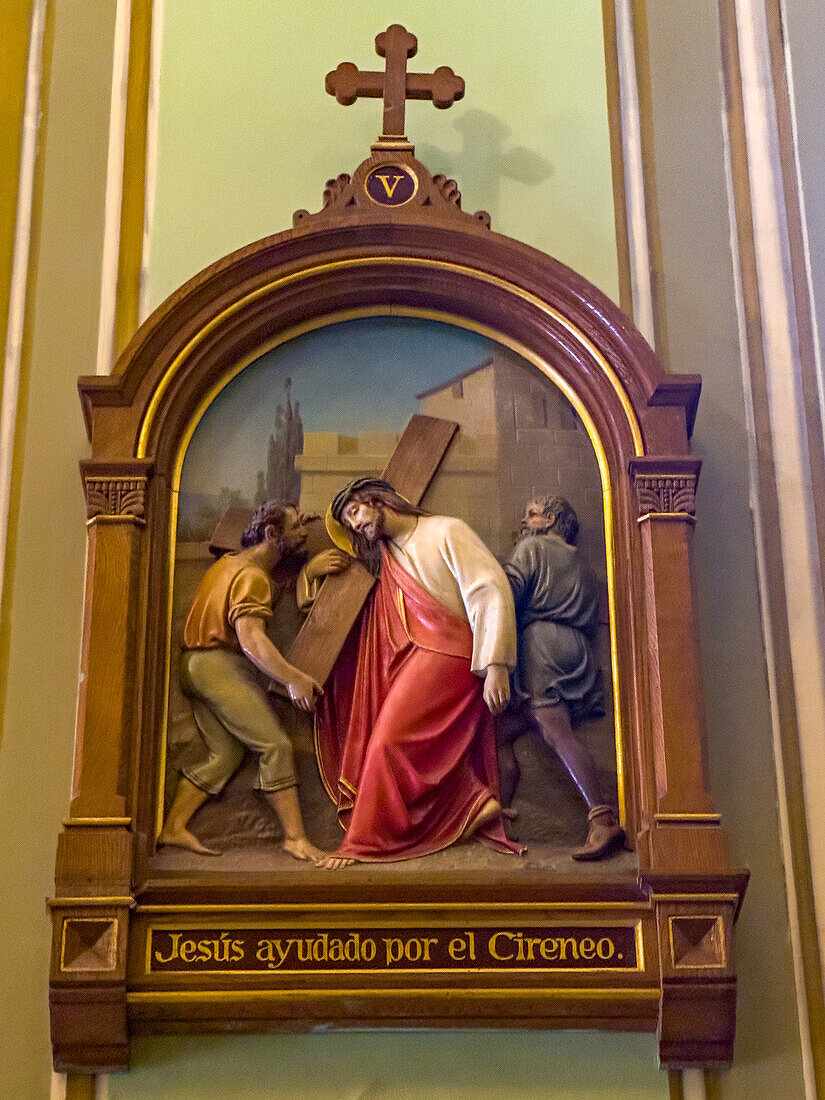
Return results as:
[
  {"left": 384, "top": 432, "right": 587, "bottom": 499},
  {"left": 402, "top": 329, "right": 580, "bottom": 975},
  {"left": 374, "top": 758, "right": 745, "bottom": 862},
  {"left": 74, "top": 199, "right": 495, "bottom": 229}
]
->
[{"left": 315, "top": 548, "right": 520, "bottom": 861}]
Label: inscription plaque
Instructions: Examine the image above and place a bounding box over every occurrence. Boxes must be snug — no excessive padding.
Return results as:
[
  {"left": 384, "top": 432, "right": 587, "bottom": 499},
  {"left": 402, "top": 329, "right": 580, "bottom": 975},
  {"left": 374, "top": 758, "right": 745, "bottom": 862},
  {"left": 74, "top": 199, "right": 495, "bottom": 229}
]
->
[{"left": 148, "top": 924, "right": 641, "bottom": 974}]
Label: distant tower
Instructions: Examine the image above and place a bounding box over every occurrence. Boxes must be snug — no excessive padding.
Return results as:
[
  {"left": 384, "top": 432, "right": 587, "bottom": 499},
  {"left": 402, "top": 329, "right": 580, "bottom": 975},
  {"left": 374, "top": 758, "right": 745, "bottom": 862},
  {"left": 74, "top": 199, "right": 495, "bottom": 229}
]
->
[{"left": 264, "top": 381, "right": 303, "bottom": 505}]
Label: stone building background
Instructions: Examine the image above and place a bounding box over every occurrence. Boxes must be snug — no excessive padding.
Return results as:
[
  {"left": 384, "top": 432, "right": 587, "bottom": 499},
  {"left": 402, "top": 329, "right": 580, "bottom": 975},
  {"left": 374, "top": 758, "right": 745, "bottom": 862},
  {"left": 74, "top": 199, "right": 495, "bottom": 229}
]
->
[{"left": 295, "top": 343, "right": 606, "bottom": 578}]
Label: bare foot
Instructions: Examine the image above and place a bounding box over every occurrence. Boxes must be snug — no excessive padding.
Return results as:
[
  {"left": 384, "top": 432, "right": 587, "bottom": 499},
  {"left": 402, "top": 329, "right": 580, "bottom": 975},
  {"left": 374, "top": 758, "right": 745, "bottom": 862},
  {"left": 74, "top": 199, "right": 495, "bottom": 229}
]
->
[
  {"left": 157, "top": 827, "right": 220, "bottom": 856},
  {"left": 315, "top": 855, "right": 357, "bottom": 870},
  {"left": 461, "top": 796, "right": 502, "bottom": 840},
  {"left": 283, "top": 837, "right": 327, "bottom": 863}
]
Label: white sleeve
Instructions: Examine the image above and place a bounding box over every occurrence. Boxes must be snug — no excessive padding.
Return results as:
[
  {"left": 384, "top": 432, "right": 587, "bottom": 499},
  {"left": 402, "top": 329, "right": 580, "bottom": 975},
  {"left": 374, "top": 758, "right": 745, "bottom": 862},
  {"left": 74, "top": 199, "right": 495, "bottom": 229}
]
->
[{"left": 438, "top": 519, "right": 517, "bottom": 674}]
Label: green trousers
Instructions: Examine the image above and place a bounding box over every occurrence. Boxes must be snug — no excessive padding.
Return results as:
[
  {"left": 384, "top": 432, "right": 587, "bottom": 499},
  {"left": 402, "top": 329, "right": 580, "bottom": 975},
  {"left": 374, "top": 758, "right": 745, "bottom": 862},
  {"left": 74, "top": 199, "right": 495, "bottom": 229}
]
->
[{"left": 180, "top": 648, "right": 296, "bottom": 795}]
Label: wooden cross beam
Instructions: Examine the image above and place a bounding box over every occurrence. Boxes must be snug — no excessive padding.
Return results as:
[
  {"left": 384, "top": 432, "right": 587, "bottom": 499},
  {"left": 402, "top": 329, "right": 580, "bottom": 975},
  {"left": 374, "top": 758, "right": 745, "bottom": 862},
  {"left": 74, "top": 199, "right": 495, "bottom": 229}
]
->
[
  {"left": 286, "top": 414, "right": 458, "bottom": 687},
  {"left": 325, "top": 24, "right": 465, "bottom": 138}
]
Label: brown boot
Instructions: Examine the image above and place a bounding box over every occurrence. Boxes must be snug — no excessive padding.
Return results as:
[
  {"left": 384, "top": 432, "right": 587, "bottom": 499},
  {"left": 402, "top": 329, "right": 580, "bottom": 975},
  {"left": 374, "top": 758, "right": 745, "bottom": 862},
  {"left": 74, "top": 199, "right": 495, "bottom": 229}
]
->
[{"left": 572, "top": 805, "right": 625, "bottom": 861}]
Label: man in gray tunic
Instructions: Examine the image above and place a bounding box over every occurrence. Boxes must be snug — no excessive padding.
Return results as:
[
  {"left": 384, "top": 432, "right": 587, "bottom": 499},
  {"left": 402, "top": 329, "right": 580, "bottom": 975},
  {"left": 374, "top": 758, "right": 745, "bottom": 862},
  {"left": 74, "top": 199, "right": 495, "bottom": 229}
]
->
[{"left": 500, "top": 496, "right": 624, "bottom": 860}]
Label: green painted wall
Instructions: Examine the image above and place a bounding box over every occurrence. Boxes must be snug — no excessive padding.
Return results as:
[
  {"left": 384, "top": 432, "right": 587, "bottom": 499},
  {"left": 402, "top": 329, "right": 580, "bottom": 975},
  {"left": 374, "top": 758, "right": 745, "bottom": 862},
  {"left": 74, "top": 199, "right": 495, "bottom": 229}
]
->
[
  {"left": 145, "top": 0, "right": 619, "bottom": 311},
  {"left": 114, "top": 1033, "right": 665, "bottom": 1100}
]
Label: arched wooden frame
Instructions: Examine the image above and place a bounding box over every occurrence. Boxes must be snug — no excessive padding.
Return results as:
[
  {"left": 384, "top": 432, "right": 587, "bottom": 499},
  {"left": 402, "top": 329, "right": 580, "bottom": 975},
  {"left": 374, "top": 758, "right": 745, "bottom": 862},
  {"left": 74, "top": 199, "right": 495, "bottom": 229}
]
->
[{"left": 51, "top": 194, "right": 746, "bottom": 1073}]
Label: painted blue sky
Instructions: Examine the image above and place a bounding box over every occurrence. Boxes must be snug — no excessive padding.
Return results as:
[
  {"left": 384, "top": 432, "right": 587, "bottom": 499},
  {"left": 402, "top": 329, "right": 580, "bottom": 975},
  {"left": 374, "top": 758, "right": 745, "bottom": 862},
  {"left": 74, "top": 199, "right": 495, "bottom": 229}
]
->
[{"left": 181, "top": 316, "right": 494, "bottom": 498}]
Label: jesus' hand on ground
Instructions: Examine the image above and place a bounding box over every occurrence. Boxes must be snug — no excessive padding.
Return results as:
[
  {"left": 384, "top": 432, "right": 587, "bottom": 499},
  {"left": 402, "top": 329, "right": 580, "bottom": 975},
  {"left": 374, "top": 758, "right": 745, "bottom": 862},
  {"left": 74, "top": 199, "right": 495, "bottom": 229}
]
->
[
  {"left": 483, "top": 663, "right": 511, "bottom": 715},
  {"left": 304, "top": 548, "right": 352, "bottom": 583}
]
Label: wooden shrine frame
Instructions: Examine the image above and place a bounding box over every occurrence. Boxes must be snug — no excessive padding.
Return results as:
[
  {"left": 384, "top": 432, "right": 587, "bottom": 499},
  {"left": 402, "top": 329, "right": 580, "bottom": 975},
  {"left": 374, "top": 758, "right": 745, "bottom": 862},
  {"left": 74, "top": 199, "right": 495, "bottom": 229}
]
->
[{"left": 49, "top": 131, "right": 747, "bottom": 1074}]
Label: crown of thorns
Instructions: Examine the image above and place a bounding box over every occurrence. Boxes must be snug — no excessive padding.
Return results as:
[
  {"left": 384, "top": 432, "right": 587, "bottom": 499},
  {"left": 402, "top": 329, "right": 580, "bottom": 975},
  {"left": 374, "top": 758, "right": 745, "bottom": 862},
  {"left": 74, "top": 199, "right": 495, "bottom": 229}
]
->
[{"left": 329, "top": 477, "right": 396, "bottom": 523}]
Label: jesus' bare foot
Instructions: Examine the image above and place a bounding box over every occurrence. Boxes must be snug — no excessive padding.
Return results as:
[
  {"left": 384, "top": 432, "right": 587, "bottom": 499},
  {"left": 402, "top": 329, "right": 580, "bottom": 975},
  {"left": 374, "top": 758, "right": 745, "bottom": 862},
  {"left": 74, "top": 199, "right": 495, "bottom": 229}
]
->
[
  {"left": 282, "top": 836, "right": 327, "bottom": 863},
  {"left": 461, "top": 796, "right": 502, "bottom": 840},
  {"left": 315, "top": 855, "right": 357, "bottom": 870},
  {"left": 157, "top": 827, "right": 220, "bottom": 856}
]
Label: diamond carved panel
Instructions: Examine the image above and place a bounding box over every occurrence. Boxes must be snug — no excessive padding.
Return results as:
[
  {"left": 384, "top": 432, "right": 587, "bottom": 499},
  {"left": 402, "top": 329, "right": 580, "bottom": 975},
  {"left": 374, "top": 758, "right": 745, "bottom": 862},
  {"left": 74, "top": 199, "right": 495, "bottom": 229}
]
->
[
  {"left": 668, "top": 915, "right": 726, "bottom": 970},
  {"left": 60, "top": 918, "right": 118, "bottom": 973}
]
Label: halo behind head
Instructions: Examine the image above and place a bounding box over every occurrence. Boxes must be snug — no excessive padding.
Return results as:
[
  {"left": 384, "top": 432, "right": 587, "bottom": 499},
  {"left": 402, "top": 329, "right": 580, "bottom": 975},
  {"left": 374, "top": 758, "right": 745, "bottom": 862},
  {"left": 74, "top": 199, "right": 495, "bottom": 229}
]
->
[{"left": 325, "top": 504, "right": 356, "bottom": 556}]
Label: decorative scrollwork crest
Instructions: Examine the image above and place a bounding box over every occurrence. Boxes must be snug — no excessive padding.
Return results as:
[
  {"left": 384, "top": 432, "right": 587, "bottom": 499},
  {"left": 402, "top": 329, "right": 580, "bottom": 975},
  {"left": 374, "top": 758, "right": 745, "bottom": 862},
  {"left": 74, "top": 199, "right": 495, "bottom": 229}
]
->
[
  {"left": 431, "top": 173, "right": 461, "bottom": 207},
  {"left": 323, "top": 173, "right": 352, "bottom": 208}
]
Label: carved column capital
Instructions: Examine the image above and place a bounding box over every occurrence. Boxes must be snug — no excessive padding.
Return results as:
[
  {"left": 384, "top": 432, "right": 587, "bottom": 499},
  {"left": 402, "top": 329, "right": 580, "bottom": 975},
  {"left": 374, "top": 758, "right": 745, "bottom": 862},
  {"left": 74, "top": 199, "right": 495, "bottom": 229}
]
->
[
  {"left": 81, "top": 460, "right": 153, "bottom": 523},
  {"left": 629, "top": 457, "right": 701, "bottom": 520}
]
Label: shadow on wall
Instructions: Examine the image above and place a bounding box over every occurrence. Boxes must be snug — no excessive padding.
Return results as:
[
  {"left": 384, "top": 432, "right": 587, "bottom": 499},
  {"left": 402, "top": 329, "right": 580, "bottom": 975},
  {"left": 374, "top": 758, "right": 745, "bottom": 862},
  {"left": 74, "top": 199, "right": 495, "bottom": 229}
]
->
[{"left": 419, "top": 109, "right": 553, "bottom": 225}]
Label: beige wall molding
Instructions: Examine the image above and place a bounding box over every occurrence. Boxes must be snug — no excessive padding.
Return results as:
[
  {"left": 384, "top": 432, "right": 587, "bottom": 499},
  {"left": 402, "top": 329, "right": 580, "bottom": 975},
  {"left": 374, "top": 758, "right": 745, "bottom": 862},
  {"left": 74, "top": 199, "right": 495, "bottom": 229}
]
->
[
  {"left": 94, "top": 0, "right": 132, "bottom": 376},
  {"left": 719, "top": 0, "right": 825, "bottom": 1094},
  {"left": 0, "top": 0, "right": 46, "bottom": 647},
  {"left": 607, "top": 0, "right": 669, "bottom": 365},
  {"left": 95, "top": 0, "right": 155, "bottom": 375},
  {"left": 139, "top": 0, "right": 162, "bottom": 328}
]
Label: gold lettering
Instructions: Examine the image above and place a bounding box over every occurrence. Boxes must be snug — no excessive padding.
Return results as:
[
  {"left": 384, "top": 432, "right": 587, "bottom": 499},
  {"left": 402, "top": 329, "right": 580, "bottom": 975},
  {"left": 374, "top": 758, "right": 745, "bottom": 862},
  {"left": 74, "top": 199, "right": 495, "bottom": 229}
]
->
[
  {"left": 384, "top": 938, "right": 405, "bottom": 966},
  {"left": 212, "top": 932, "right": 231, "bottom": 963},
  {"left": 179, "top": 939, "right": 196, "bottom": 963},
  {"left": 313, "top": 933, "right": 329, "bottom": 962},
  {"left": 154, "top": 931, "right": 181, "bottom": 964},
  {"left": 596, "top": 937, "right": 615, "bottom": 960},
  {"left": 295, "top": 938, "right": 312, "bottom": 963},
  {"left": 488, "top": 932, "right": 514, "bottom": 961},
  {"left": 539, "top": 938, "right": 559, "bottom": 962},
  {"left": 256, "top": 938, "right": 293, "bottom": 970},
  {"left": 159, "top": 928, "right": 624, "bottom": 972},
  {"left": 375, "top": 172, "right": 403, "bottom": 197},
  {"left": 557, "top": 937, "right": 579, "bottom": 962},
  {"left": 448, "top": 936, "right": 467, "bottom": 961},
  {"left": 256, "top": 938, "right": 276, "bottom": 962},
  {"left": 525, "top": 937, "right": 543, "bottom": 962}
]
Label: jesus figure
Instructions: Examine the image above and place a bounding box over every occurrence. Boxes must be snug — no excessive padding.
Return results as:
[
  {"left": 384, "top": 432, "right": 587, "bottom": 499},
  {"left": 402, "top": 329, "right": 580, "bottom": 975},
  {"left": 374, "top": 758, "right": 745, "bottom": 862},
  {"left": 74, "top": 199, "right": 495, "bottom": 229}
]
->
[{"left": 307, "top": 477, "right": 521, "bottom": 869}]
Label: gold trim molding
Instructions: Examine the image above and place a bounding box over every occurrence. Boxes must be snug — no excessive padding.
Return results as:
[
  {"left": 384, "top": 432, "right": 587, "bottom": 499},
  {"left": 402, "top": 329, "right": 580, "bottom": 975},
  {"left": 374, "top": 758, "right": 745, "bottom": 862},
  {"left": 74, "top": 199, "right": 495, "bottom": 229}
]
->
[
  {"left": 63, "top": 816, "right": 133, "bottom": 827},
  {"left": 136, "top": 256, "right": 645, "bottom": 458},
  {"left": 48, "top": 896, "right": 135, "bottom": 909},
  {"left": 127, "top": 985, "right": 662, "bottom": 1005}
]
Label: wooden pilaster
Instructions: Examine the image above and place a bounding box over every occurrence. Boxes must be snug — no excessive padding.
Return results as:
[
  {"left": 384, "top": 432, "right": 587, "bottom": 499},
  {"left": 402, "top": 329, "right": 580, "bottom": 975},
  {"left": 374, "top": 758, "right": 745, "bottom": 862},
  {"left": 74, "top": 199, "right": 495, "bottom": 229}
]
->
[
  {"left": 69, "top": 460, "right": 151, "bottom": 818},
  {"left": 49, "top": 459, "right": 151, "bottom": 1073},
  {"left": 630, "top": 457, "right": 729, "bottom": 873}
]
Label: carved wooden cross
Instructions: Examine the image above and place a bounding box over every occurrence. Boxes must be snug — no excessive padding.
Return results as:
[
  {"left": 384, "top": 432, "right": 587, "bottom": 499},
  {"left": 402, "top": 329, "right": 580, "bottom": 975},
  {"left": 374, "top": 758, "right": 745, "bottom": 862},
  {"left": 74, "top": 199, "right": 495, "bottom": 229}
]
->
[
  {"left": 286, "top": 414, "right": 458, "bottom": 687},
  {"left": 325, "top": 24, "right": 465, "bottom": 138}
]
